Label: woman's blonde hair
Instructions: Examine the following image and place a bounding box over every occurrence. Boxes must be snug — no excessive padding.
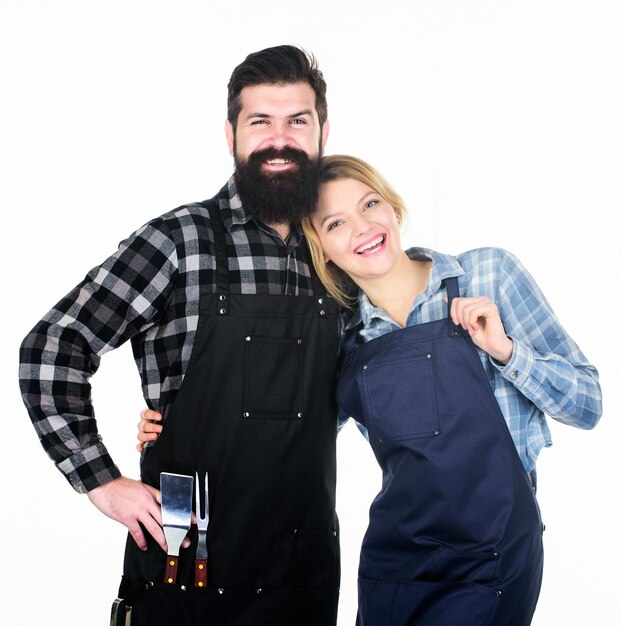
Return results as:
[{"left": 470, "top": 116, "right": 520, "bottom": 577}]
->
[{"left": 302, "top": 154, "right": 408, "bottom": 308}]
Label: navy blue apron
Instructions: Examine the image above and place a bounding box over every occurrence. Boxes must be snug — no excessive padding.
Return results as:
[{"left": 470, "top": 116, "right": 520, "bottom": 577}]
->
[
  {"left": 337, "top": 276, "right": 544, "bottom": 626},
  {"left": 117, "top": 200, "right": 340, "bottom": 626}
]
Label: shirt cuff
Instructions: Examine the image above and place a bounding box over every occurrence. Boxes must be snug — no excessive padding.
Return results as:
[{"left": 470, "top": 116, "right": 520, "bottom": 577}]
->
[
  {"left": 56, "top": 441, "right": 122, "bottom": 494},
  {"left": 490, "top": 335, "right": 534, "bottom": 388}
]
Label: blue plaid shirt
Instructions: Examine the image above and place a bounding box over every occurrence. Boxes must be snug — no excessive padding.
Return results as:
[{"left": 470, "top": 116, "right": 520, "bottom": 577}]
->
[{"left": 341, "top": 247, "right": 602, "bottom": 476}]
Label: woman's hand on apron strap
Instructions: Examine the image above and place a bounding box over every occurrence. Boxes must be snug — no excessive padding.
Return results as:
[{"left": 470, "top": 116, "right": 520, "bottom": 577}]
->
[
  {"left": 136, "top": 409, "right": 163, "bottom": 453},
  {"left": 450, "top": 296, "right": 514, "bottom": 364}
]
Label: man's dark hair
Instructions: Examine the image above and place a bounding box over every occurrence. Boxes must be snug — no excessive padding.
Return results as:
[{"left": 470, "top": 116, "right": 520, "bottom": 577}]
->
[{"left": 227, "top": 45, "right": 327, "bottom": 130}]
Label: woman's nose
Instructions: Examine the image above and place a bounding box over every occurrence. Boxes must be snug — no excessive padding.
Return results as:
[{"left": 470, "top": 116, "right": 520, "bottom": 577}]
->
[{"left": 353, "top": 215, "right": 372, "bottom": 236}]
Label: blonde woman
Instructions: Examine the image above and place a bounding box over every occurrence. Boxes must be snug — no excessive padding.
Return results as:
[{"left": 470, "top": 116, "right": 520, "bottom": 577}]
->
[{"left": 139, "top": 155, "right": 602, "bottom": 626}]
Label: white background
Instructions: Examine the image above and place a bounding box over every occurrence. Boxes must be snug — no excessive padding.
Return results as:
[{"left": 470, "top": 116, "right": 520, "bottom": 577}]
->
[{"left": 1, "top": 1, "right": 620, "bottom": 624}]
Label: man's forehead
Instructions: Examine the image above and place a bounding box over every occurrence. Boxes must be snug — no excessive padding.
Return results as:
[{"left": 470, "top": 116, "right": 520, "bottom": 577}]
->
[{"left": 238, "top": 82, "right": 317, "bottom": 113}]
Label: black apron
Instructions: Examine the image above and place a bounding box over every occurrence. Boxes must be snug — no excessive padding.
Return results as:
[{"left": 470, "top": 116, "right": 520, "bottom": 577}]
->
[
  {"left": 117, "top": 201, "right": 340, "bottom": 626},
  {"left": 337, "top": 277, "right": 544, "bottom": 626}
]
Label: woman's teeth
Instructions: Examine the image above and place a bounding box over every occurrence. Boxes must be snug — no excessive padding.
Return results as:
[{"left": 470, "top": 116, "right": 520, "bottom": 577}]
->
[{"left": 355, "top": 235, "right": 385, "bottom": 254}]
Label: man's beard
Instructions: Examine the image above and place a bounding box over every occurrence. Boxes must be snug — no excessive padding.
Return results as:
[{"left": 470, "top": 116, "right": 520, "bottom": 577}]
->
[{"left": 233, "top": 146, "right": 322, "bottom": 227}]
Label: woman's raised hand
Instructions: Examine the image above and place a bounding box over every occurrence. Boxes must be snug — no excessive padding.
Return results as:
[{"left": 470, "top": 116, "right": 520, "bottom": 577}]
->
[{"left": 450, "top": 297, "right": 513, "bottom": 364}]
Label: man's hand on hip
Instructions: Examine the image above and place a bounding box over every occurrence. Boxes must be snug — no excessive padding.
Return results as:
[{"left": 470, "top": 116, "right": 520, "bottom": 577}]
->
[{"left": 87, "top": 476, "right": 167, "bottom": 552}]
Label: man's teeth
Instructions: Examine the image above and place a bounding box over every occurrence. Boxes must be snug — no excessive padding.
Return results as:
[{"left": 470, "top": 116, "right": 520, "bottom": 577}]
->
[
  {"left": 266, "top": 158, "right": 291, "bottom": 165},
  {"left": 356, "top": 235, "right": 385, "bottom": 254}
]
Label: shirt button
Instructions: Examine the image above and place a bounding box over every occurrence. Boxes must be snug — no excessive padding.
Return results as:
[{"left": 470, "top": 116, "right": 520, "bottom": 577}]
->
[{"left": 510, "top": 371, "right": 517, "bottom": 379}]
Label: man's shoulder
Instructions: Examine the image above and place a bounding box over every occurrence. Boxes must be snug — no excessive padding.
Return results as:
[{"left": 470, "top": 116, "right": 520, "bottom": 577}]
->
[{"left": 138, "top": 194, "right": 226, "bottom": 240}]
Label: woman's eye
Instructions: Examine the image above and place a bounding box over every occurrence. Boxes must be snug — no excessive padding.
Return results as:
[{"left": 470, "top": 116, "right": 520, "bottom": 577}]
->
[
  {"left": 363, "top": 199, "right": 379, "bottom": 210},
  {"left": 327, "top": 220, "right": 343, "bottom": 231}
]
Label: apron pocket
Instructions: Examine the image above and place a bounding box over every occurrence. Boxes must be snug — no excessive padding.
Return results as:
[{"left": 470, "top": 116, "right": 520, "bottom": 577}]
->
[
  {"left": 358, "top": 578, "right": 500, "bottom": 626},
  {"left": 424, "top": 545, "right": 500, "bottom": 585},
  {"left": 243, "top": 335, "right": 304, "bottom": 418},
  {"left": 361, "top": 354, "right": 439, "bottom": 441},
  {"left": 288, "top": 528, "right": 340, "bottom": 588}
]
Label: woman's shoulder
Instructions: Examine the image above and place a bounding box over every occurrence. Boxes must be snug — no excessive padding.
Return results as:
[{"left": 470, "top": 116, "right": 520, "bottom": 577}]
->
[
  {"left": 454, "top": 246, "right": 520, "bottom": 269},
  {"left": 452, "top": 247, "right": 527, "bottom": 297}
]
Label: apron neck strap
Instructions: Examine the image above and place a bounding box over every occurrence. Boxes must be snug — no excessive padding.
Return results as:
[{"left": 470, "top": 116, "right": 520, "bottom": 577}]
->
[
  {"left": 203, "top": 200, "right": 231, "bottom": 314},
  {"left": 302, "top": 238, "right": 328, "bottom": 299},
  {"left": 202, "top": 200, "right": 328, "bottom": 303},
  {"left": 443, "top": 276, "right": 463, "bottom": 338}
]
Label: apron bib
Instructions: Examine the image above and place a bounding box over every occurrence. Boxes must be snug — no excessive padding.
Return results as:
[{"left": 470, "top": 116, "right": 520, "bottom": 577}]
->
[
  {"left": 338, "top": 277, "right": 544, "bottom": 626},
  {"left": 118, "top": 201, "right": 340, "bottom": 626}
]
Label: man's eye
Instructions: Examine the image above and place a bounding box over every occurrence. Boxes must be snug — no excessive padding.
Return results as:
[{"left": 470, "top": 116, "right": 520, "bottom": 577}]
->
[
  {"left": 290, "top": 118, "right": 307, "bottom": 125},
  {"left": 250, "top": 119, "right": 268, "bottom": 125}
]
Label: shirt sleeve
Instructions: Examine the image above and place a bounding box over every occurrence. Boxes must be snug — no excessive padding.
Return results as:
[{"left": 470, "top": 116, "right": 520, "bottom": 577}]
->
[
  {"left": 18, "top": 218, "right": 179, "bottom": 493},
  {"left": 491, "top": 249, "right": 602, "bottom": 429}
]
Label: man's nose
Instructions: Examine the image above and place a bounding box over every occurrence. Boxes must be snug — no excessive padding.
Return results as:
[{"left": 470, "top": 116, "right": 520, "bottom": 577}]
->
[{"left": 267, "top": 122, "right": 292, "bottom": 148}]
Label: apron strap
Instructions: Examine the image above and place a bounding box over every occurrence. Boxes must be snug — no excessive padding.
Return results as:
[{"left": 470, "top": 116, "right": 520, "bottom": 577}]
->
[
  {"left": 302, "top": 237, "right": 329, "bottom": 300},
  {"left": 203, "top": 199, "right": 231, "bottom": 316},
  {"left": 443, "top": 276, "right": 463, "bottom": 338},
  {"left": 202, "top": 199, "right": 330, "bottom": 317}
]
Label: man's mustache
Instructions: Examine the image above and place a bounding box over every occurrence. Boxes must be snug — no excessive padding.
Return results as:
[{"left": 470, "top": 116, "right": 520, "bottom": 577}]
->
[{"left": 244, "top": 146, "right": 313, "bottom": 169}]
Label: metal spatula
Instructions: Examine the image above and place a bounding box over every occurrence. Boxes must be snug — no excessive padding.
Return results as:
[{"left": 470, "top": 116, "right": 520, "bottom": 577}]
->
[{"left": 160, "top": 472, "right": 194, "bottom": 585}]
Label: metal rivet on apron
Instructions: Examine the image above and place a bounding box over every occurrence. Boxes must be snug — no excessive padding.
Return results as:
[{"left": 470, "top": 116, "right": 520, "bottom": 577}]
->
[
  {"left": 496, "top": 590, "right": 503, "bottom": 597},
  {"left": 318, "top": 298, "right": 324, "bottom": 304},
  {"left": 451, "top": 330, "right": 459, "bottom": 337},
  {"left": 245, "top": 336, "right": 251, "bottom": 342},
  {"left": 243, "top": 411, "right": 250, "bottom": 418},
  {"left": 297, "top": 412, "right": 303, "bottom": 418},
  {"left": 378, "top": 437, "right": 383, "bottom": 443},
  {"left": 218, "top": 588, "right": 224, "bottom": 595},
  {"left": 293, "top": 528, "right": 298, "bottom": 534},
  {"left": 180, "top": 585, "right": 187, "bottom": 591},
  {"left": 219, "top": 294, "right": 227, "bottom": 301},
  {"left": 219, "top": 308, "right": 227, "bottom": 315},
  {"left": 256, "top": 588, "right": 262, "bottom": 594},
  {"left": 144, "top": 580, "right": 154, "bottom": 590},
  {"left": 319, "top": 310, "right": 326, "bottom": 316},
  {"left": 332, "top": 530, "right": 337, "bottom": 537},
  {"left": 434, "top": 430, "right": 440, "bottom": 436},
  {"left": 427, "top": 353, "right": 432, "bottom": 359},
  {"left": 298, "top": 338, "right": 303, "bottom": 345},
  {"left": 493, "top": 552, "right": 499, "bottom": 558},
  {"left": 363, "top": 364, "right": 368, "bottom": 370}
]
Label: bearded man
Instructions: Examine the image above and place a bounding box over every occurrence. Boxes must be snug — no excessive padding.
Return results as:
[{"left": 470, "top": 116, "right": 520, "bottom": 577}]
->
[{"left": 19, "top": 45, "right": 340, "bottom": 626}]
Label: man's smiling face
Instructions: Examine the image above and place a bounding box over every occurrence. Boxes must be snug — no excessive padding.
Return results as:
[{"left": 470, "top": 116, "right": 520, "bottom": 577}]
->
[{"left": 226, "top": 82, "right": 329, "bottom": 227}]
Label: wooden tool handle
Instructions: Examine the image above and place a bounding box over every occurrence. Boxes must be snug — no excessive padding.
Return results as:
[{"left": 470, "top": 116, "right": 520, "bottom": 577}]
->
[
  {"left": 194, "top": 558, "right": 208, "bottom": 588},
  {"left": 164, "top": 555, "right": 179, "bottom": 584}
]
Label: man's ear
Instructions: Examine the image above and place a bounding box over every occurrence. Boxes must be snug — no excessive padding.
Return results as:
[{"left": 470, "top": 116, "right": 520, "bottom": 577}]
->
[
  {"left": 320, "top": 120, "right": 329, "bottom": 154},
  {"left": 225, "top": 120, "right": 235, "bottom": 157}
]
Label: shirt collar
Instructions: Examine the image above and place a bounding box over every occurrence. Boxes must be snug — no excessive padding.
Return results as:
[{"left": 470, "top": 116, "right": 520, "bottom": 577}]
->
[
  {"left": 345, "top": 247, "right": 465, "bottom": 330},
  {"left": 216, "top": 175, "right": 303, "bottom": 245}
]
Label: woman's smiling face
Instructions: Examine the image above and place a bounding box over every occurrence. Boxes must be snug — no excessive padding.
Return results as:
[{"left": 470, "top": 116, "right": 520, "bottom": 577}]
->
[{"left": 311, "top": 177, "right": 403, "bottom": 285}]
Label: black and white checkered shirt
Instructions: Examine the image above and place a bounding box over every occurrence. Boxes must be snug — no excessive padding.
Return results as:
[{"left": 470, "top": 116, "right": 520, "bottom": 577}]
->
[{"left": 19, "top": 177, "right": 315, "bottom": 493}]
